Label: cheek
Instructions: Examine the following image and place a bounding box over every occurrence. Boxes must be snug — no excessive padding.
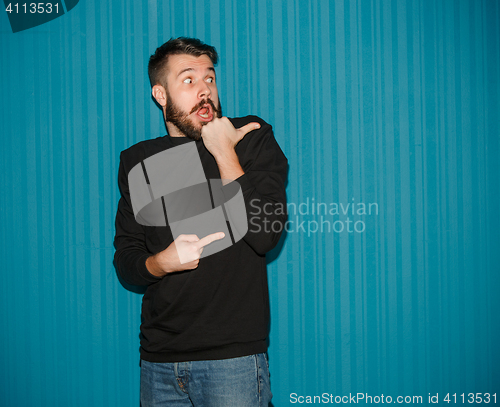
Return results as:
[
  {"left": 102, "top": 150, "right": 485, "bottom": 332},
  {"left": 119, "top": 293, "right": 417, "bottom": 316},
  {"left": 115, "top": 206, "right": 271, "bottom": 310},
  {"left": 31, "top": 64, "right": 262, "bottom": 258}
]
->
[
  {"left": 176, "top": 92, "right": 196, "bottom": 110},
  {"left": 211, "top": 88, "right": 219, "bottom": 105}
]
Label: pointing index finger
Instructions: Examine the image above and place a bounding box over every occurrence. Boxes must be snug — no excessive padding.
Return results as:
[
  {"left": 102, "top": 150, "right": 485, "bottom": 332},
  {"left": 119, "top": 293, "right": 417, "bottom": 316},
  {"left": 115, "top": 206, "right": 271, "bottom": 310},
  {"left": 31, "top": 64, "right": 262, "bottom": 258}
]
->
[{"left": 195, "top": 232, "right": 226, "bottom": 249}]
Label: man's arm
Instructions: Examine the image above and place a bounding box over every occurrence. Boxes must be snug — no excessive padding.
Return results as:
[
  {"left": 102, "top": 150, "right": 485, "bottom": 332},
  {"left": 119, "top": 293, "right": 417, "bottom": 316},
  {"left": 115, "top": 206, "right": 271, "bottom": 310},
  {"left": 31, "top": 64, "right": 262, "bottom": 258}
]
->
[
  {"left": 201, "top": 116, "right": 260, "bottom": 183},
  {"left": 114, "top": 153, "right": 225, "bottom": 285},
  {"left": 202, "top": 116, "right": 288, "bottom": 255},
  {"left": 145, "top": 232, "right": 225, "bottom": 277},
  {"left": 114, "top": 156, "right": 162, "bottom": 286}
]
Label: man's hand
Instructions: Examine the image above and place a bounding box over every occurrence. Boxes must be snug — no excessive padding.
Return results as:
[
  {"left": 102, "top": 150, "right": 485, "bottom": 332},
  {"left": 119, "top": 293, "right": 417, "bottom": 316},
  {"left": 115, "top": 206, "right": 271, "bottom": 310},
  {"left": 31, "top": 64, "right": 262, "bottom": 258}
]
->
[
  {"left": 201, "top": 117, "right": 260, "bottom": 183},
  {"left": 201, "top": 117, "right": 260, "bottom": 161},
  {"left": 146, "top": 232, "right": 225, "bottom": 277}
]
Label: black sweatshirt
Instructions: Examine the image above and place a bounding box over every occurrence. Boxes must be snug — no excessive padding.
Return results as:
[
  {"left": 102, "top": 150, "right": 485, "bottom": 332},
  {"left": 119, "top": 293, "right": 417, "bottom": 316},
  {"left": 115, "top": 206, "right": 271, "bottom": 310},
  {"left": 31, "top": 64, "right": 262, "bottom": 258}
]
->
[{"left": 114, "top": 116, "right": 288, "bottom": 362}]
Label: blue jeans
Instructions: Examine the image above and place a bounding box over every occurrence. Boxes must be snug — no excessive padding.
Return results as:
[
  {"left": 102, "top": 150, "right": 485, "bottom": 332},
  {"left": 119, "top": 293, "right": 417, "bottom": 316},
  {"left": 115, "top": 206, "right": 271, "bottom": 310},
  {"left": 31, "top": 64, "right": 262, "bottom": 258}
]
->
[{"left": 140, "top": 353, "right": 272, "bottom": 407}]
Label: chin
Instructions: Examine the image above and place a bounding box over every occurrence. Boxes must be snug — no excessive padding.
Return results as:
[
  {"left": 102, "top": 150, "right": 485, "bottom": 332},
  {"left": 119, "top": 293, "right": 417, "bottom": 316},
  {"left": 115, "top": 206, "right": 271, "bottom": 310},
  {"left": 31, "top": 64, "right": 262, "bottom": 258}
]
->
[
  {"left": 185, "top": 124, "right": 204, "bottom": 141},
  {"left": 186, "top": 132, "right": 202, "bottom": 141}
]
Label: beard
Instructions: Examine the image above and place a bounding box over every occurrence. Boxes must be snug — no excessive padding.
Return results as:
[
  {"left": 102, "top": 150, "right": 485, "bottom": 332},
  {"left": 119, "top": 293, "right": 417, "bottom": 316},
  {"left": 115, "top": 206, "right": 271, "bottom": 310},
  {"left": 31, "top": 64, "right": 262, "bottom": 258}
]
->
[{"left": 165, "top": 91, "right": 223, "bottom": 141}]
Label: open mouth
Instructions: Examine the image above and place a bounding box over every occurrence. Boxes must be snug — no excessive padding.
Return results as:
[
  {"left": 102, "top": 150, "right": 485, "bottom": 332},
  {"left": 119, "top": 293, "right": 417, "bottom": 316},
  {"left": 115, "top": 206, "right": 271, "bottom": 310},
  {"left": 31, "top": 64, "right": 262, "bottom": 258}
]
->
[
  {"left": 190, "top": 99, "right": 219, "bottom": 123},
  {"left": 198, "top": 106, "right": 210, "bottom": 118},
  {"left": 196, "top": 104, "right": 213, "bottom": 121}
]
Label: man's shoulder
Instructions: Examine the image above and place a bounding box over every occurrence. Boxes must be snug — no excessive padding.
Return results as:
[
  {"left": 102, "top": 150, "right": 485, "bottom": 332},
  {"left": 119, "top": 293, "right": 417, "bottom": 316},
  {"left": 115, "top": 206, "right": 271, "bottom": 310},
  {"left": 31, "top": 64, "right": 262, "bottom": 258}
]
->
[
  {"left": 121, "top": 135, "right": 169, "bottom": 157},
  {"left": 229, "top": 115, "right": 278, "bottom": 152},
  {"left": 229, "top": 115, "right": 271, "bottom": 130},
  {"left": 230, "top": 115, "right": 275, "bottom": 147},
  {"left": 229, "top": 115, "right": 288, "bottom": 173},
  {"left": 119, "top": 135, "right": 171, "bottom": 169}
]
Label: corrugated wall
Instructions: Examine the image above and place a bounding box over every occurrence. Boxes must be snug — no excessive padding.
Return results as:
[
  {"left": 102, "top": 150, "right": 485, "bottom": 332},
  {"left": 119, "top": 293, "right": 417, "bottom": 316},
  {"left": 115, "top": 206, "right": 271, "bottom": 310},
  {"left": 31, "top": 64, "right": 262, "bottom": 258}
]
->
[{"left": 1, "top": 0, "right": 498, "bottom": 406}]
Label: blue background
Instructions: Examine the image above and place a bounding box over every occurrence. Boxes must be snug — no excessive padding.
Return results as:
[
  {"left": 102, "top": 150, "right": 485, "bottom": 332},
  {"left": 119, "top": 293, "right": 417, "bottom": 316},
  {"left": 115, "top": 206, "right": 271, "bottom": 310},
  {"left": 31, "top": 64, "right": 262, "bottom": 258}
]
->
[{"left": 1, "top": 0, "right": 499, "bottom": 405}]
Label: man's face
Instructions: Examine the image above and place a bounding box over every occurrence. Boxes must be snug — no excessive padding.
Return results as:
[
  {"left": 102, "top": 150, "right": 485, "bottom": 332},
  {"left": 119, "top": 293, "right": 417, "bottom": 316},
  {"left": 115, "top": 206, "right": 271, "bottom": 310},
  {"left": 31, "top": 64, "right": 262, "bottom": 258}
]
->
[{"left": 162, "top": 54, "right": 222, "bottom": 140}]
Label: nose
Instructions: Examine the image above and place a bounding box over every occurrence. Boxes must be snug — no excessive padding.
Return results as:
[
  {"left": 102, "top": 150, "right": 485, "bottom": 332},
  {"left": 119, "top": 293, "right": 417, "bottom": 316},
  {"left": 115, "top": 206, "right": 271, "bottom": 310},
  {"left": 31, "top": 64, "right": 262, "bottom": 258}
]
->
[{"left": 198, "top": 81, "right": 211, "bottom": 99}]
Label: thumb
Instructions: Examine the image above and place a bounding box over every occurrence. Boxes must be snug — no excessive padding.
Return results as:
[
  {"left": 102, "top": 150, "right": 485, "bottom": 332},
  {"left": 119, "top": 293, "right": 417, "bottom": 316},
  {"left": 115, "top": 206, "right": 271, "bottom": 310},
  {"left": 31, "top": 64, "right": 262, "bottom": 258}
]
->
[{"left": 237, "top": 122, "right": 261, "bottom": 138}]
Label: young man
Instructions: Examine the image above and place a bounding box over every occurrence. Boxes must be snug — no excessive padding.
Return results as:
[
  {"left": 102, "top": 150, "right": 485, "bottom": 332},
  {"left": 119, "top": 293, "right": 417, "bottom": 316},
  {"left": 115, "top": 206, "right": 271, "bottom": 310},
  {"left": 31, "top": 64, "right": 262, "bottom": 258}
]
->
[{"left": 114, "top": 37, "right": 287, "bottom": 406}]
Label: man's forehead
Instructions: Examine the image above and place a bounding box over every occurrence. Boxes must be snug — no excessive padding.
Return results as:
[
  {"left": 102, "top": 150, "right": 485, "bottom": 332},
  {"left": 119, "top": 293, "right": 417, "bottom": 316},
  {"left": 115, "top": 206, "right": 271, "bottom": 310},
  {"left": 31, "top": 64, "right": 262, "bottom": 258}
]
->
[{"left": 167, "top": 54, "right": 215, "bottom": 77}]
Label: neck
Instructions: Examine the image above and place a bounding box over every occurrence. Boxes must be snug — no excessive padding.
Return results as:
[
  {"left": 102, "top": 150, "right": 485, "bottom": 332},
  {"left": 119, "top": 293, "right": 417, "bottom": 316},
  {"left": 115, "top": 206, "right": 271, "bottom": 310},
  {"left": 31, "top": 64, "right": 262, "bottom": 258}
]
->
[{"left": 165, "top": 121, "right": 185, "bottom": 138}]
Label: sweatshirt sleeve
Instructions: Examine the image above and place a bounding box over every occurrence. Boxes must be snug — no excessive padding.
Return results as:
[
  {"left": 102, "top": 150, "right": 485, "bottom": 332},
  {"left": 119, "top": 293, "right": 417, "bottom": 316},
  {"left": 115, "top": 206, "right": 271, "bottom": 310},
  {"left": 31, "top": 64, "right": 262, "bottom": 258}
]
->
[
  {"left": 228, "top": 117, "right": 288, "bottom": 255},
  {"left": 114, "top": 153, "right": 162, "bottom": 287}
]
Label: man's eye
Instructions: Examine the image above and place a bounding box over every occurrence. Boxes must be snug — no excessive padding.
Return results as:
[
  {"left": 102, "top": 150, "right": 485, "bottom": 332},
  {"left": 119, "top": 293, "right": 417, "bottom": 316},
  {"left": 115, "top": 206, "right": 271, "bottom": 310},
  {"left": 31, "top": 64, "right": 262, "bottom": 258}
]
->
[
  {"left": 183, "top": 78, "right": 192, "bottom": 84},
  {"left": 206, "top": 77, "right": 214, "bottom": 83}
]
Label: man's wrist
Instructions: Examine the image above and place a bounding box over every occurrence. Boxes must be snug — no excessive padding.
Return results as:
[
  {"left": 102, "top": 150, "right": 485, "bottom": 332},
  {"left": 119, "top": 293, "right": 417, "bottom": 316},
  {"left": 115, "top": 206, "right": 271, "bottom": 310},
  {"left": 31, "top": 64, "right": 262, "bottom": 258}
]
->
[
  {"left": 213, "top": 147, "right": 238, "bottom": 164},
  {"left": 146, "top": 254, "right": 167, "bottom": 278}
]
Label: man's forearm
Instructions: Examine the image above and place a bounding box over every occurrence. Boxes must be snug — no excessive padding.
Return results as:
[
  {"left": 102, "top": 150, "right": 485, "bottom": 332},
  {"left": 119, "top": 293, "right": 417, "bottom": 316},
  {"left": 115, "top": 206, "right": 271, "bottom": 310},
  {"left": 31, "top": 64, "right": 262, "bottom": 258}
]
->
[{"left": 215, "top": 149, "right": 244, "bottom": 184}]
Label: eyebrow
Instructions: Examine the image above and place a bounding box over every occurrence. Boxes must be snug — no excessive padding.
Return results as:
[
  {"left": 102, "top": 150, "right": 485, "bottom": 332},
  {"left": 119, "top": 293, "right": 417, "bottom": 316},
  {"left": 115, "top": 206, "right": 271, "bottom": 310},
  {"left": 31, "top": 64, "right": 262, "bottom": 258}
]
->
[{"left": 177, "top": 67, "right": 216, "bottom": 78}]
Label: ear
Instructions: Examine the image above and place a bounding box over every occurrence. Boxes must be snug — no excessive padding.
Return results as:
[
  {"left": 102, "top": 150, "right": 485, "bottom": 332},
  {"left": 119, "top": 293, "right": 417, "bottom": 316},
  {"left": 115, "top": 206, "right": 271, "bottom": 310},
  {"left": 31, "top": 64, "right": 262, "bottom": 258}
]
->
[{"left": 152, "top": 85, "right": 167, "bottom": 107}]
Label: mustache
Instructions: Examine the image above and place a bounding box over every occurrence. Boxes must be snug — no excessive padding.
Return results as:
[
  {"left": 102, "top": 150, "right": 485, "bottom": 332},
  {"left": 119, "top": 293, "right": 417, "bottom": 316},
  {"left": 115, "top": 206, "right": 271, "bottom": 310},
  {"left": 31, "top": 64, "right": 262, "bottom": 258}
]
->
[{"left": 189, "top": 99, "right": 220, "bottom": 115}]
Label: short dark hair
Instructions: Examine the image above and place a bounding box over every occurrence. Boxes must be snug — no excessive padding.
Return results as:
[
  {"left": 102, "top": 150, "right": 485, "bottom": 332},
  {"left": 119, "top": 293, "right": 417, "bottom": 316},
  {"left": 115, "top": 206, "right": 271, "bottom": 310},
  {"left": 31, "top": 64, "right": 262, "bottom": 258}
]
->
[{"left": 148, "top": 37, "right": 219, "bottom": 88}]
